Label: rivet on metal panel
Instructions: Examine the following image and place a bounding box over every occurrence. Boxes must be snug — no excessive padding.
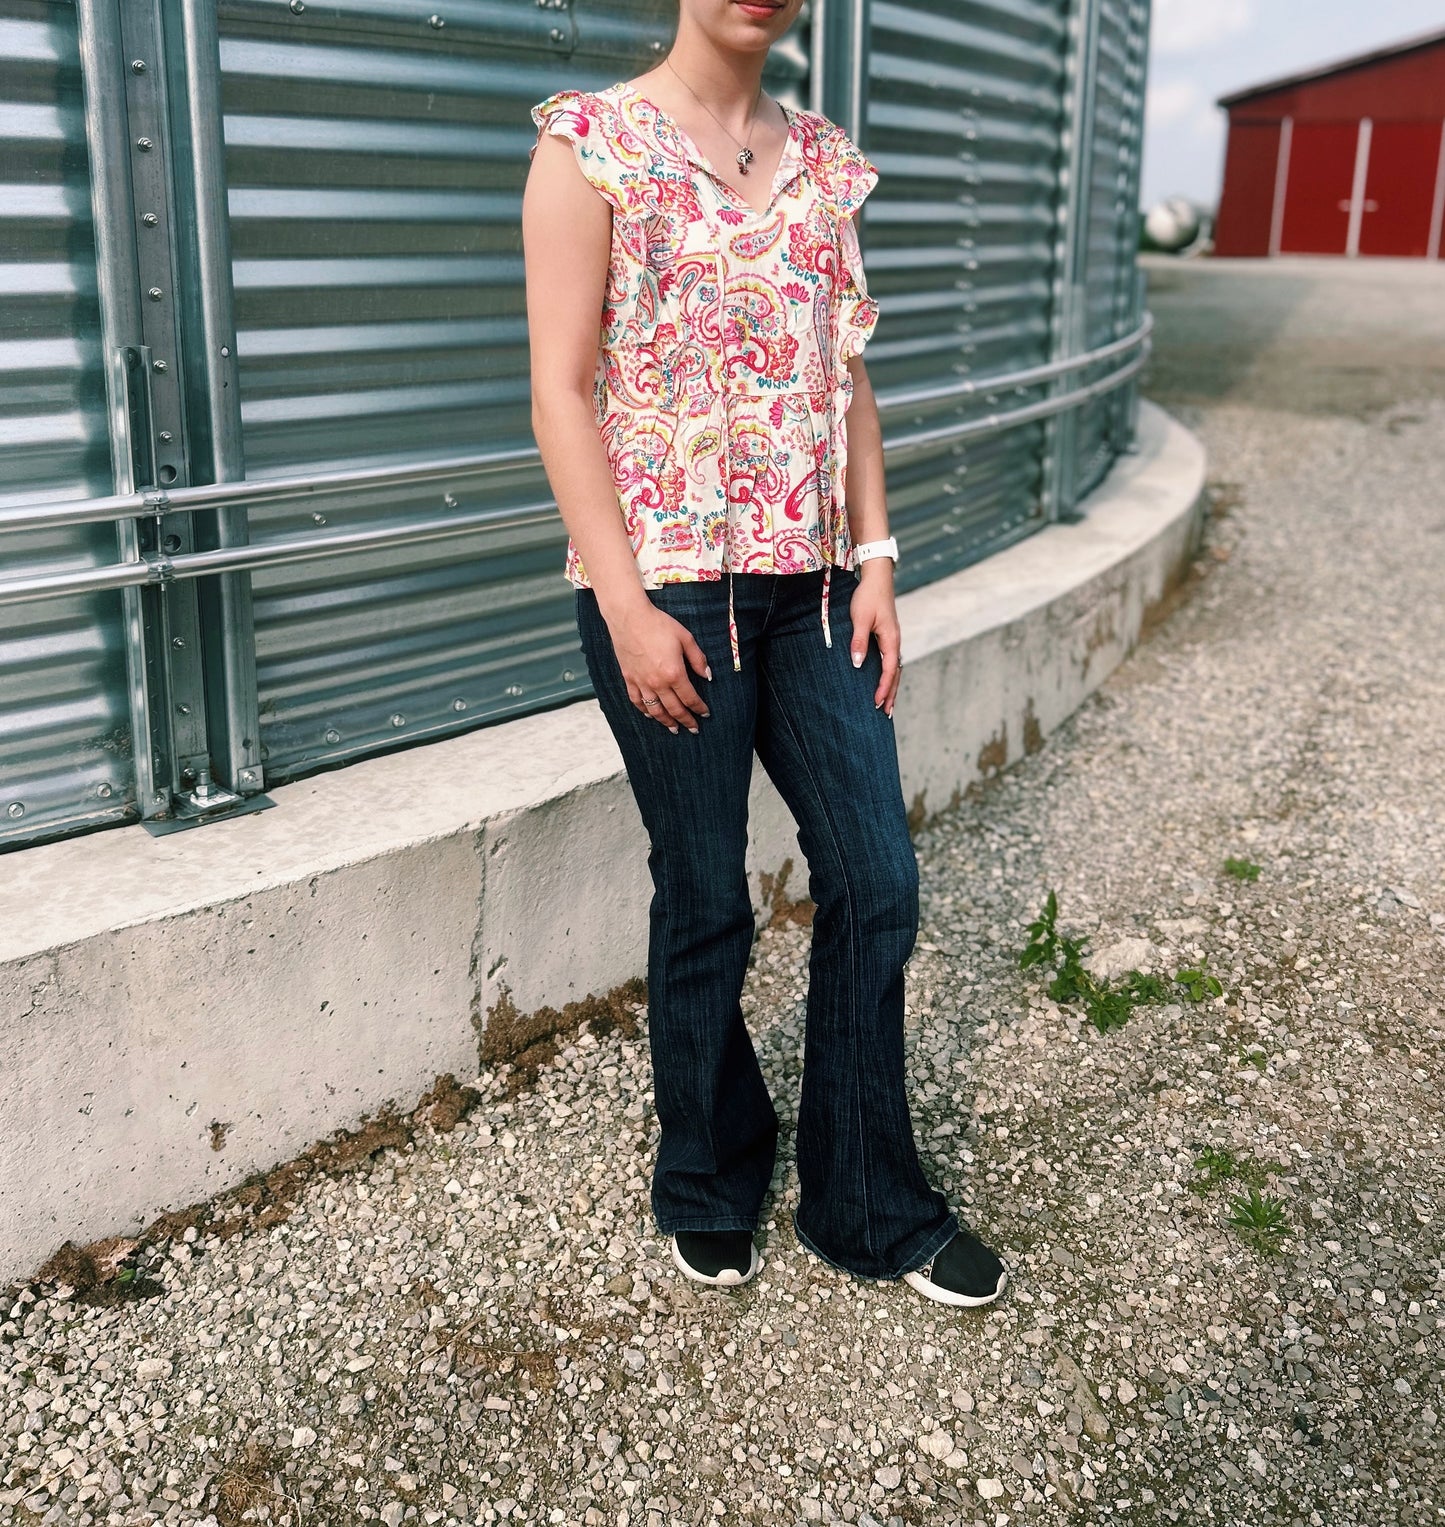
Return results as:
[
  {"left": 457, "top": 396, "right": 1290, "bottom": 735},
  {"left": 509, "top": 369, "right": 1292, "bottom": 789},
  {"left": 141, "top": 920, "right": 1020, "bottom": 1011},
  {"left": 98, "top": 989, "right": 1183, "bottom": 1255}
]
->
[
  {"left": 238, "top": 770, "right": 258, "bottom": 786},
  {"left": 6, "top": 803, "right": 23, "bottom": 819},
  {"left": 452, "top": 699, "right": 467, "bottom": 712},
  {"left": 172, "top": 636, "right": 185, "bottom": 647},
  {"left": 505, "top": 684, "right": 524, "bottom": 697},
  {"left": 550, "top": 27, "right": 565, "bottom": 42},
  {"left": 562, "top": 670, "right": 575, "bottom": 682},
  {"left": 98, "top": 784, "right": 114, "bottom": 799},
  {"left": 325, "top": 729, "right": 341, "bottom": 744},
  {"left": 152, "top": 359, "right": 168, "bottom": 373},
  {"left": 136, "top": 137, "right": 153, "bottom": 152},
  {"left": 148, "top": 287, "right": 163, "bottom": 301},
  {"left": 220, "top": 346, "right": 231, "bottom": 358},
  {"left": 390, "top": 714, "right": 406, "bottom": 728},
  {"left": 131, "top": 59, "right": 146, "bottom": 73},
  {"left": 289, "top": 0, "right": 305, "bottom": 11},
  {"left": 443, "top": 493, "right": 458, "bottom": 508},
  {"left": 177, "top": 704, "right": 191, "bottom": 716},
  {"left": 142, "top": 212, "right": 159, "bottom": 227},
  {"left": 312, "top": 513, "right": 326, "bottom": 525},
  {"left": 429, "top": 13, "right": 445, "bottom": 28},
  {"left": 158, "top": 431, "right": 173, "bottom": 443}
]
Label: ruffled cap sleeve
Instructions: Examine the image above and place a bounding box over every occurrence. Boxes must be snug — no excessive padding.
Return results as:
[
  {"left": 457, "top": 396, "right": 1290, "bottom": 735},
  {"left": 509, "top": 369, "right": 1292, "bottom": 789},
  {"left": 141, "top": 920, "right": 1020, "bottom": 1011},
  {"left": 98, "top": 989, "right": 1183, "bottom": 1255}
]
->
[
  {"left": 529, "top": 88, "right": 632, "bottom": 217},
  {"left": 797, "top": 114, "right": 881, "bottom": 360},
  {"left": 837, "top": 215, "right": 880, "bottom": 361},
  {"left": 808, "top": 117, "right": 881, "bottom": 221}
]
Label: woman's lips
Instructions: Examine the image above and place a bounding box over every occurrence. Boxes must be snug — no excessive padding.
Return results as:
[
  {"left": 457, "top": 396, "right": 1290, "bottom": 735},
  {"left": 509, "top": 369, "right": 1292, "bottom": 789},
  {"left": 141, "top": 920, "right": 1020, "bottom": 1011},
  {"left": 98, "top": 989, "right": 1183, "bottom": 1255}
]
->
[{"left": 735, "top": 1, "right": 784, "bottom": 12}]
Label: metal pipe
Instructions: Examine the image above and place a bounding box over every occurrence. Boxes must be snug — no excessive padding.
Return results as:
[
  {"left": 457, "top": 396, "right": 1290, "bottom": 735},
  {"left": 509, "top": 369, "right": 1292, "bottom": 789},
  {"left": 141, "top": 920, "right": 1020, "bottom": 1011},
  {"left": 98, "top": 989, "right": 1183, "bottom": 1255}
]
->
[
  {"left": 886, "top": 345, "right": 1151, "bottom": 455},
  {"left": 883, "top": 315, "right": 1151, "bottom": 412},
  {"left": 0, "top": 345, "right": 1149, "bottom": 608},
  {"left": 0, "top": 502, "right": 557, "bottom": 607},
  {"left": 0, "top": 445, "right": 542, "bottom": 534}
]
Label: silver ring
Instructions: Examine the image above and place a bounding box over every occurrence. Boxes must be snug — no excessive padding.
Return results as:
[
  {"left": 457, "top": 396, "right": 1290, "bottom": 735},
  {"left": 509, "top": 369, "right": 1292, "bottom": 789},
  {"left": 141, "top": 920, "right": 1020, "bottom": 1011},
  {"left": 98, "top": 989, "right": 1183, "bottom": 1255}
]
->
[{"left": 642, "top": 697, "right": 661, "bottom": 708}]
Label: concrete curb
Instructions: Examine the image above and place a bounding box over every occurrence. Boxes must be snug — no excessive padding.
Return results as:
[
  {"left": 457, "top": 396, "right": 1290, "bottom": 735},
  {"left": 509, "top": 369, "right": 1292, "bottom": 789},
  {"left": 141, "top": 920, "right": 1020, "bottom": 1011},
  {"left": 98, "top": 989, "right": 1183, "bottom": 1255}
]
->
[{"left": 0, "top": 399, "right": 1206, "bottom": 1283}]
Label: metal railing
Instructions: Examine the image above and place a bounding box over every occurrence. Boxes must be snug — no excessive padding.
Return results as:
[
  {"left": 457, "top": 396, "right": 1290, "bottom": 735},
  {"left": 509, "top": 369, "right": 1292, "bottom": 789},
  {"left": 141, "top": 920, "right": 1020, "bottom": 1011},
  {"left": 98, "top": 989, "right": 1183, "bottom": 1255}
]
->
[{"left": 0, "top": 318, "right": 1151, "bottom": 608}]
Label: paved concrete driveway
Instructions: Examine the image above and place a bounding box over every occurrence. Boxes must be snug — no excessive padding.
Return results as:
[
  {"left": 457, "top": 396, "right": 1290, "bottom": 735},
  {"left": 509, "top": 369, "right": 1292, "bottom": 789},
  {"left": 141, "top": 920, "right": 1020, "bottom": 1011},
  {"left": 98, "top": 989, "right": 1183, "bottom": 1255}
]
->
[{"left": 2, "top": 256, "right": 1442, "bottom": 1526}]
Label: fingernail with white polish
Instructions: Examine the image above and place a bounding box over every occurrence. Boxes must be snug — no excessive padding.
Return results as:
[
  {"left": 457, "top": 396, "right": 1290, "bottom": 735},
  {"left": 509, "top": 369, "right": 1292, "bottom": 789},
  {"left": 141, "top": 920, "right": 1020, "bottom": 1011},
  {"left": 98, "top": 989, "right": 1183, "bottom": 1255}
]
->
[
  {"left": 852, "top": 652, "right": 863, "bottom": 668},
  {"left": 704, "top": 666, "right": 713, "bottom": 681}
]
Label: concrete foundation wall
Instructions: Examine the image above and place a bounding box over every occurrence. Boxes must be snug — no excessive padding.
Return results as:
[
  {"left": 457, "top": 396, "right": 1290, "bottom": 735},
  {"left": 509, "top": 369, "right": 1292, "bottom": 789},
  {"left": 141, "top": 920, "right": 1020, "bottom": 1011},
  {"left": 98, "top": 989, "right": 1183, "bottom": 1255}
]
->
[{"left": 0, "top": 400, "right": 1206, "bottom": 1284}]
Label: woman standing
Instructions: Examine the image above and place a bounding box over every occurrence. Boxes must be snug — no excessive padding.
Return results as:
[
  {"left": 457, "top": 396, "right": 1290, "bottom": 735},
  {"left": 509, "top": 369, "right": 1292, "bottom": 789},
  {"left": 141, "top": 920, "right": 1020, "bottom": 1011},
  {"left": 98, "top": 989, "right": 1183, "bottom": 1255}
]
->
[{"left": 522, "top": 0, "right": 1007, "bottom": 1307}]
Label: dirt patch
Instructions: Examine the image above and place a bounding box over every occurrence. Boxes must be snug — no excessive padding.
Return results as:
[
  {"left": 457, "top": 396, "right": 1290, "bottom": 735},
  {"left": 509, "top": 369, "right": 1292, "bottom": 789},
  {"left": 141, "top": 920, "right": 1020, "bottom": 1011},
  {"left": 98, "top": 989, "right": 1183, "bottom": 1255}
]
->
[
  {"left": 1206, "top": 477, "right": 1246, "bottom": 519},
  {"left": 18, "top": 1072, "right": 481, "bottom": 1304},
  {"left": 481, "top": 980, "right": 646, "bottom": 1098},
  {"left": 215, "top": 1439, "right": 300, "bottom": 1527},
  {"left": 759, "top": 856, "right": 815, "bottom": 928},
  {"left": 977, "top": 722, "right": 1008, "bottom": 778},
  {"left": 1023, "top": 696, "right": 1045, "bottom": 756}
]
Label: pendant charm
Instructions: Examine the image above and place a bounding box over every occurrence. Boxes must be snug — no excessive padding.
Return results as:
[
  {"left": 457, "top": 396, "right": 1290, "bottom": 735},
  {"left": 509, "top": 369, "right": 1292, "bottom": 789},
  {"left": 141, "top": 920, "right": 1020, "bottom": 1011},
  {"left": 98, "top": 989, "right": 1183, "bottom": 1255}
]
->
[{"left": 736, "top": 146, "right": 754, "bottom": 174}]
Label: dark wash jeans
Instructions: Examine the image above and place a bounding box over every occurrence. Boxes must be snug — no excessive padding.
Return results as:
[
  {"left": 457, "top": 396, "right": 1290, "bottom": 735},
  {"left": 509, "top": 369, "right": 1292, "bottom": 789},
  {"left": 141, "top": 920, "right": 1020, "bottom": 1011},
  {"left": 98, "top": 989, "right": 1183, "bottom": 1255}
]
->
[{"left": 575, "top": 567, "right": 959, "bottom": 1281}]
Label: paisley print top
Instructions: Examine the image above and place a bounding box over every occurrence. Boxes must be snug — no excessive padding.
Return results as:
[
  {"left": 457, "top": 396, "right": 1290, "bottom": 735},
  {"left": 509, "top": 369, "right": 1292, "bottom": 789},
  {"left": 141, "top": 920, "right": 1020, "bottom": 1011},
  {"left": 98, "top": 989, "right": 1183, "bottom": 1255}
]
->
[{"left": 528, "top": 81, "right": 881, "bottom": 664}]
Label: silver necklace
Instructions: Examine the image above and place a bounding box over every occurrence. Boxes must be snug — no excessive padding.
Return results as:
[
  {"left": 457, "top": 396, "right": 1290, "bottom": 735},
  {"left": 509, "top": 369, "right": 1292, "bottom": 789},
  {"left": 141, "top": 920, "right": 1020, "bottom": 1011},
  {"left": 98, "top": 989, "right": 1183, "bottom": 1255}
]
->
[{"left": 662, "top": 58, "right": 765, "bottom": 175}]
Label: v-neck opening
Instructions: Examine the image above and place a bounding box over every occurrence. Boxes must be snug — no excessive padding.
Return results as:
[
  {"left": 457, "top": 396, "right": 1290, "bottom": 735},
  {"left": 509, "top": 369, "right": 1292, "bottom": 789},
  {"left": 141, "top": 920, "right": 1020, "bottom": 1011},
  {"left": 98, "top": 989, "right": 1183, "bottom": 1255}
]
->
[{"left": 612, "top": 80, "right": 802, "bottom": 219}]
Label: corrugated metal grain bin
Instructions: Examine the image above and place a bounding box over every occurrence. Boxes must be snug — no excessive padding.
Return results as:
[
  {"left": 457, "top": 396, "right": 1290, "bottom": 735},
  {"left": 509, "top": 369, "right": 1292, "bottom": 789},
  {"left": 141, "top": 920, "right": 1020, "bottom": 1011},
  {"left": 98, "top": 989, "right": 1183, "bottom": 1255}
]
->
[{"left": 0, "top": 0, "right": 1152, "bottom": 851}]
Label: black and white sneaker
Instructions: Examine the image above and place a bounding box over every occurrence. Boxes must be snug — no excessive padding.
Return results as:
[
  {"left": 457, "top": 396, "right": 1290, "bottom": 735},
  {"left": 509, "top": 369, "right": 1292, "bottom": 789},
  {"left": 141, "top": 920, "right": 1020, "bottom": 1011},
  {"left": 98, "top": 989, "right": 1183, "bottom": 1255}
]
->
[
  {"left": 670, "top": 1230, "right": 762, "bottom": 1287},
  {"left": 902, "top": 1226, "right": 1008, "bottom": 1308}
]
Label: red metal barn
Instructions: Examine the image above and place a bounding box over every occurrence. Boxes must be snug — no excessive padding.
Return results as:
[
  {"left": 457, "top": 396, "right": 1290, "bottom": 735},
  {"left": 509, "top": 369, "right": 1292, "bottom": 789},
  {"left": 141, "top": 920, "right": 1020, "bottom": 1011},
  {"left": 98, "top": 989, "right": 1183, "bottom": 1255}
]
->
[{"left": 1212, "top": 27, "right": 1445, "bottom": 258}]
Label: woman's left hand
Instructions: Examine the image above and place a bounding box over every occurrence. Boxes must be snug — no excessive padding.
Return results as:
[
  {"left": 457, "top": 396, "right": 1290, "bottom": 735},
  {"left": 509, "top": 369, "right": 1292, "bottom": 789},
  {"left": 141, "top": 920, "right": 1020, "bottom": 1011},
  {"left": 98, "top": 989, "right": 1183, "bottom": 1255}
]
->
[{"left": 848, "top": 560, "right": 903, "bottom": 718}]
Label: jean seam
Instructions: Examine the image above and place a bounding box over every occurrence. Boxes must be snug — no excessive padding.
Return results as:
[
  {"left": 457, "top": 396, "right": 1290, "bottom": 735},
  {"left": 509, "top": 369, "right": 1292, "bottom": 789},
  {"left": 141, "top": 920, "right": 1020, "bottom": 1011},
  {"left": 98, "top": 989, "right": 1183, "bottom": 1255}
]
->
[
  {"left": 763, "top": 570, "right": 780, "bottom": 627},
  {"left": 757, "top": 657, "right": 874, "bottom": 1267}
]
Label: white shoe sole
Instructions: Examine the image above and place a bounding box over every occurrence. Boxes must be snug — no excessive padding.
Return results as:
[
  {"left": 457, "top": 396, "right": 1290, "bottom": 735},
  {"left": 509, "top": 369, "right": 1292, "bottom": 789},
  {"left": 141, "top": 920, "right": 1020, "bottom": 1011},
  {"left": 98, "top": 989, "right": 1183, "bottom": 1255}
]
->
[
  {"left": 670, "top": 1234, "right": 762, "bottom": 1287},
  {"left": 902, "top": 1261, "right": 1008, "bottom": 1308}
]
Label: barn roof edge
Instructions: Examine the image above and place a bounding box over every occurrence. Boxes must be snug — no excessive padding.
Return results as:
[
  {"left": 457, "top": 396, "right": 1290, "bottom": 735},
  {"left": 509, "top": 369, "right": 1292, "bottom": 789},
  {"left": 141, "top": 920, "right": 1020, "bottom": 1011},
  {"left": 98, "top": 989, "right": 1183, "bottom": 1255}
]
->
[{"left": 1215, "top": 25, "right": 1445, "bottom": 108}]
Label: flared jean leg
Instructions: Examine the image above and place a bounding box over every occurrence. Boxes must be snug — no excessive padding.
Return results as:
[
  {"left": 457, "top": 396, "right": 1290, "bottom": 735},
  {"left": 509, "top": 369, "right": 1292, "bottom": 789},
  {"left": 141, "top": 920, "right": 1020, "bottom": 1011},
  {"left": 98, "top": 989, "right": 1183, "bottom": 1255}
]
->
[
  {"left": 754, "top": 569, "right": 959, "bottom": 1280},
  {"left": 574, "top": 583, "right": 780, "bottom": 1233}
]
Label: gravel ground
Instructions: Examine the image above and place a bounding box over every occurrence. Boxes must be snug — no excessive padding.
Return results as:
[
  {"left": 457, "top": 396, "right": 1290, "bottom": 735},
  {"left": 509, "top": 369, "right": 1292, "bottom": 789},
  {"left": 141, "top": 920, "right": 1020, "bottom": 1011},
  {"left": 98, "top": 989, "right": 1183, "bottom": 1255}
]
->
[{"left": 3, "top": 256, "right": 1443, "bottom": 1527}]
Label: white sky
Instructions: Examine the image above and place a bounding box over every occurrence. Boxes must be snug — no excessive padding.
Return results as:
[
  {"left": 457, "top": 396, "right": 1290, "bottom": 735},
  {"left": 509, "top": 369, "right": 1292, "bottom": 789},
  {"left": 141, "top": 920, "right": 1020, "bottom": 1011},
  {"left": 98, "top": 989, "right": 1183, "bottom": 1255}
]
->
[{"left": 1140, "top": 0, "right": 1444, "bottom": 209}]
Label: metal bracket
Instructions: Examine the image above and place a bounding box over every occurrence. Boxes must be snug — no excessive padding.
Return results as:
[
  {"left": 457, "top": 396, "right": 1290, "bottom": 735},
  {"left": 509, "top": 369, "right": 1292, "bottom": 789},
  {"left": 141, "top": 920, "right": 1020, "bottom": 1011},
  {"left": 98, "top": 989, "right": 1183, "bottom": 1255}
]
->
[{"left": 143, "top": 785, "right": 276, "bottom": 836}]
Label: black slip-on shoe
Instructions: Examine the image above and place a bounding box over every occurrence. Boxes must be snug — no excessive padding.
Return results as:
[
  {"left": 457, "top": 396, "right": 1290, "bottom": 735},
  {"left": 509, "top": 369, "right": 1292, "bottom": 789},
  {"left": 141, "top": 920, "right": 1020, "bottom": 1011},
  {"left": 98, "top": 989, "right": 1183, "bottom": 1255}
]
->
[
  {"left": 670, "top": 1230, "right": 762, "bottom": 1287},
  {"left": 902, "top": 1226, "right": 1008, "bottom": 1308}
]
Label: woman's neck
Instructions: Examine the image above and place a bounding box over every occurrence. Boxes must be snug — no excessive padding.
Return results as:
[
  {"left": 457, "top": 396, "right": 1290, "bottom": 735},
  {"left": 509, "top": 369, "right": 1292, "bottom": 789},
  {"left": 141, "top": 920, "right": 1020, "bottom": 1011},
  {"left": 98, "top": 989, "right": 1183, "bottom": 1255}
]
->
[{"left": 642, "top": 46, "right": 769, "bottom": 131}]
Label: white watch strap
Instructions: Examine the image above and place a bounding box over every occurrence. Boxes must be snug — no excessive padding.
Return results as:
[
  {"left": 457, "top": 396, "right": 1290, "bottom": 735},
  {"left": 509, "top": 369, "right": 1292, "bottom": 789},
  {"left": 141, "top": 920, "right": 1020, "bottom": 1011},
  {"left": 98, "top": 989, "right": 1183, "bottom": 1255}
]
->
[{"left": 854, "top": 536, "right": 898, "bottom": 564}]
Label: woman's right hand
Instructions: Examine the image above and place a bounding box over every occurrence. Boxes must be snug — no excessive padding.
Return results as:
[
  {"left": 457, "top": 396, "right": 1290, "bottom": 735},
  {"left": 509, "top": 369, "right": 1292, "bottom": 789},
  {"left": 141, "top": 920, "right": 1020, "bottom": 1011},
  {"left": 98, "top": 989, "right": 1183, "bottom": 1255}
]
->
[{"left": 604, "top": 599, "right": 713, "bottom": 733}]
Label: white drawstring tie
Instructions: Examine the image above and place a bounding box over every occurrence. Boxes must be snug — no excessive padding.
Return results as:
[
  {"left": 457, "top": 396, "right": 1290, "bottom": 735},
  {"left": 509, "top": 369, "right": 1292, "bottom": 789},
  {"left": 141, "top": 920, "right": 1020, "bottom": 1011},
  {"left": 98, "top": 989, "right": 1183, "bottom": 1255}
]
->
[{"left": 727, "top": 567, "right": 741, "bottom": 672}]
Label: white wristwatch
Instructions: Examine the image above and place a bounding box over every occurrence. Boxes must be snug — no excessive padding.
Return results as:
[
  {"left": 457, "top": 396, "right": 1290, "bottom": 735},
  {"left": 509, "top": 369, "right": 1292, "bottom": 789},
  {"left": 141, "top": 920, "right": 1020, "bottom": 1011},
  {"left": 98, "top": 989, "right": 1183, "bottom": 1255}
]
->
[{"left": 854, "top": 536, "right": 899, "bottom": 566}]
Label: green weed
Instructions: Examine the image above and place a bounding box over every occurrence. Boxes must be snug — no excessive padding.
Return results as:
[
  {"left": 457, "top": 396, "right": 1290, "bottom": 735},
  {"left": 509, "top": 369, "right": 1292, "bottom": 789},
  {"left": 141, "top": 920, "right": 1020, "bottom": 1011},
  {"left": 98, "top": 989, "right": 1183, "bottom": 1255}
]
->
[
  {"left": 1018, "top": 891, "right": 1228, "bottom": 1035},
  {"left": 1176, "top": 954, "right": 1224, "bottom": 1002},
  {"left": 1224, "top": 1186, "right": 1290, "bottom": 1255},
  {"left": 1188, "top": 1145, "right": 1280, "bottom": 1194}
]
